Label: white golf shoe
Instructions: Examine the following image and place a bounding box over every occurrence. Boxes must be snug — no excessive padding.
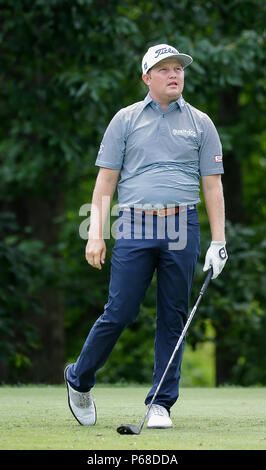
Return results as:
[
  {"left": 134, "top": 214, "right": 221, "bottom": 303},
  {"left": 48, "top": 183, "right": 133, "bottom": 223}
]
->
[
  {"left": 147, "top": 404, "right": 173, "bottom": 429},
  {"left": 64, "top": 365, "right": 96, "bottom": 426}
]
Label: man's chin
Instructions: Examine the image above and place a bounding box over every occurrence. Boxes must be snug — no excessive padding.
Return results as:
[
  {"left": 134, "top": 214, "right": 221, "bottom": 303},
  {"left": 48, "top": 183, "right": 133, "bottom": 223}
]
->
[{"left": 167, "top": 90, "right": 181, "bottom": 101}]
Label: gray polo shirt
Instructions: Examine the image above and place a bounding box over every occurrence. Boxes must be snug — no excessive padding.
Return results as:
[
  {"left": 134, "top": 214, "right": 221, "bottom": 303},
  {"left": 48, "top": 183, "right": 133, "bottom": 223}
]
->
[{"left": 95, "top": 93, "right": 224, "bottom": 208}]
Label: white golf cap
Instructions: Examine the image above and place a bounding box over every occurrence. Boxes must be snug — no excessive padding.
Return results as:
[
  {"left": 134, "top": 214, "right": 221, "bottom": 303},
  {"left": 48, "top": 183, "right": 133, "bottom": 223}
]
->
[{"left": 142, "top": 43, "right": 193, "bottom": 74}]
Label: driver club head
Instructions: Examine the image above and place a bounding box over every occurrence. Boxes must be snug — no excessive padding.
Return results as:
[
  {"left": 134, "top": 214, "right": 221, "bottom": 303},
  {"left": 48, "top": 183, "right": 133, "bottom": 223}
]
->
[{"left": 117, "top": 424, "right": 140, "bottom": 435}]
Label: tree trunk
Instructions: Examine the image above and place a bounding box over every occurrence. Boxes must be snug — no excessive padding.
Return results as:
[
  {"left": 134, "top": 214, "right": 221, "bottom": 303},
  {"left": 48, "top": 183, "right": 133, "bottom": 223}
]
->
[
  {"left": 11, "top": 191, "right": 66, "bottom": 383},
  {"left": 30, "top": 286, "right": 65, "bottom": 384},
  {"left": 215, "top": 88, "right": 244, "bottom": 386},
  {"left": 215, "top": 319, "right": 237, "bottom": 386}
]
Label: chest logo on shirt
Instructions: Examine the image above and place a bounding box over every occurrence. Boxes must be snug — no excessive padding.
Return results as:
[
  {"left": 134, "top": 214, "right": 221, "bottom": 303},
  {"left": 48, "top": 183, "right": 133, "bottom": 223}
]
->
[{"left": 172, "top": 128, "right": 196, "bottom": 138}]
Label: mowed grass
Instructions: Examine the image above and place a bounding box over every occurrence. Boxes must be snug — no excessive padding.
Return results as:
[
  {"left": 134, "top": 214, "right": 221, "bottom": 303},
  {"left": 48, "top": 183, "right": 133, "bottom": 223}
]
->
[{"left": 0, "top": 385, "right": 265, "bottom": 450}]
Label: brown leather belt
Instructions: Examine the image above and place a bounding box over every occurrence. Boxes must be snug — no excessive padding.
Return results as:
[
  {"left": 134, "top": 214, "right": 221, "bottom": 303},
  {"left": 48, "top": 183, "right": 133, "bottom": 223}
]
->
[
  {"left": 134, "top": 207, "right": 179, "bottom": 217},
  {"left": 123, "top": 205, "right": 195, "bottom": 217}
]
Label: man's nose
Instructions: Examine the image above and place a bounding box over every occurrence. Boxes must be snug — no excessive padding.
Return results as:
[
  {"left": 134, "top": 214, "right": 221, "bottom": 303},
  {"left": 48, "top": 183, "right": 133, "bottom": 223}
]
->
[{"left": 169, "top": 69, "right": 177, "bottom": 78}]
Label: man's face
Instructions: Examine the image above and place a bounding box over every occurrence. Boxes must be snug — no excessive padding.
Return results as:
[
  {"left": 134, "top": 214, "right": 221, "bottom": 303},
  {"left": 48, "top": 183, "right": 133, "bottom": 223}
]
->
[{"left": 142, "top": 58, "right": 184, "bottom": 106}]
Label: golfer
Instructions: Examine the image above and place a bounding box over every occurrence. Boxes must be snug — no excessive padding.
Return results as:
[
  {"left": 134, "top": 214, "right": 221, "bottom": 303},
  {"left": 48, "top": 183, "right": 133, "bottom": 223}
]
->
[{"left": 64, "top": 44, "right": 228, "bottom": 429}]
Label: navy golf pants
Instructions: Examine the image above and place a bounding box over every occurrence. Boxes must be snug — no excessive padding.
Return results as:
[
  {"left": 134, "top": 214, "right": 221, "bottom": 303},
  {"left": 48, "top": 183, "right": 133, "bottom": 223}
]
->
[{"left": 68, "top": 207, "right": 200, "bottom": 411}]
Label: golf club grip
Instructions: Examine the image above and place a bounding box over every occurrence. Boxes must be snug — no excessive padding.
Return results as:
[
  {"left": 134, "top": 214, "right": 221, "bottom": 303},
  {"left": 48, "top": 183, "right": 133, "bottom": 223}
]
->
[{"left": 200, "top": 267, "right": 213, "bottom": 295}]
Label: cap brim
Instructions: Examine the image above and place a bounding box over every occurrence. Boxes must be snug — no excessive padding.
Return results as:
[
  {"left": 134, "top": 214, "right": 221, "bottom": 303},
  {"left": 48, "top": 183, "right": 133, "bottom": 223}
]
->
[{"left": 173, "top": 53, "right": 193, "bottom": 68}]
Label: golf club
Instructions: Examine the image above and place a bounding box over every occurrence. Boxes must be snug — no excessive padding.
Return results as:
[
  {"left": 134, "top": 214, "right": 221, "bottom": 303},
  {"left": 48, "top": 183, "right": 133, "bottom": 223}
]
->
[{"left": 117, "top": 267, "right": 213, "bottom": 435}]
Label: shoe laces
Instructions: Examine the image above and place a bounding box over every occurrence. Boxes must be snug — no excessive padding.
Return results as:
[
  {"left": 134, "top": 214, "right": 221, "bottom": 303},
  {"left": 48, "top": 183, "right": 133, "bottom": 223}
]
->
[
  {"left": 149, "top": 404, "right": 168, "bottom": 416},
  {"left": 78, "top": 391, "right": 91, "bottom": 408}
]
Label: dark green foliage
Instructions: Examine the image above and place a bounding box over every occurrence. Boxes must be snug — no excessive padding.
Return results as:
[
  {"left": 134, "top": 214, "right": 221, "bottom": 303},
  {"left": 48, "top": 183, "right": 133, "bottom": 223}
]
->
[
  {"left": 0, "top": 213, "right": 43, "bottom": 380},
  {"left": 190, "top": 220, "right": 266, "bottom": 385},
  {"left": 0, "top": 0, "right": 265, "bottom": 384}
]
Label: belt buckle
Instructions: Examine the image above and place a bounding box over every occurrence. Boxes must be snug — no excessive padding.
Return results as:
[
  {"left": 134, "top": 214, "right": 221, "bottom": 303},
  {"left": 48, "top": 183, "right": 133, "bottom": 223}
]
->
[{"left": 157, "top": 208, "right": 165, "bottom": 217}]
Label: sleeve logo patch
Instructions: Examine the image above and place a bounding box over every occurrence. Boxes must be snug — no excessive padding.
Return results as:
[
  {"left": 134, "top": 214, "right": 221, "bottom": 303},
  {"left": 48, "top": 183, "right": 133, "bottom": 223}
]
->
[
  {"left": 214, "top": 155, "right": 223, "bottom": 163},
  {"left": 98, "top": 142, "right": 104, "bottom": 155}
]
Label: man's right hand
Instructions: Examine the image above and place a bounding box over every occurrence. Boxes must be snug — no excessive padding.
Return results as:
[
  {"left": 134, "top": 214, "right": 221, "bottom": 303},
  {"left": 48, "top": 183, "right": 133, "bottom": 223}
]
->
[{"left": 85, "top": 238, "right": 106, "bottom": 270}]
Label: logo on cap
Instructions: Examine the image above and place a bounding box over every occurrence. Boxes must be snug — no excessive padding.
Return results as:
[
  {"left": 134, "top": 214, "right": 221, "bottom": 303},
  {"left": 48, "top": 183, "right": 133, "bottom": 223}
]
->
[
  {"left": 144, "top": 62, "right": 148, "bottom": 71},
  {"left": 154, "top": 46, "right": 178, "bottom": 59}
]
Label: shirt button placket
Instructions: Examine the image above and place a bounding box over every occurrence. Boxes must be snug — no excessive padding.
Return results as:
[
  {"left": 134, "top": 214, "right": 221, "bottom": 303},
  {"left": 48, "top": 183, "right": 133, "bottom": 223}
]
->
[{"left": 160, "top": 112, "right": 168, "bottom": 136}]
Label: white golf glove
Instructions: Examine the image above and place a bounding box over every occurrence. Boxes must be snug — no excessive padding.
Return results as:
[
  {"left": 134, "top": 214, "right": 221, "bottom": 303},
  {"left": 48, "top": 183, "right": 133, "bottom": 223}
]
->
[{"left": 203, "top": 241, "right": 228, "bottom": 279}]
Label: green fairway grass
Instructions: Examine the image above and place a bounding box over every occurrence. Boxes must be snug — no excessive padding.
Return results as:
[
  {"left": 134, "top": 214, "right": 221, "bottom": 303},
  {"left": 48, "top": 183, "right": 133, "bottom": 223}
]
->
[{"left": 0, "top": 385, "right": 265, "bottom": 450}]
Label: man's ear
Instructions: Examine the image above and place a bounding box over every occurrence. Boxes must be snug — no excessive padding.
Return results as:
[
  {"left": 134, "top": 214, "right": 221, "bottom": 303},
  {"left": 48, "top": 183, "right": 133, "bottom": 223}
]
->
[{"left": 142, "top": 73, "right": 151, "bottom": 86}]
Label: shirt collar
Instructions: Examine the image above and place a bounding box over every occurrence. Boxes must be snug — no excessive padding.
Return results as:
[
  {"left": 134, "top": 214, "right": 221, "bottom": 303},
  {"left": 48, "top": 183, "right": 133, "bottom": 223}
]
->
[{"left": 143, "top": 93, "right": 185, "bottom": 112}]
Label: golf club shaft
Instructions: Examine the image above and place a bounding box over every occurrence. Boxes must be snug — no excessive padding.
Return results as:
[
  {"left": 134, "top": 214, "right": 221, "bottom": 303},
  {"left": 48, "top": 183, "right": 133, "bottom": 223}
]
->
[{"left": 139, "top": 267, "right": 213, "bottom": 432}]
